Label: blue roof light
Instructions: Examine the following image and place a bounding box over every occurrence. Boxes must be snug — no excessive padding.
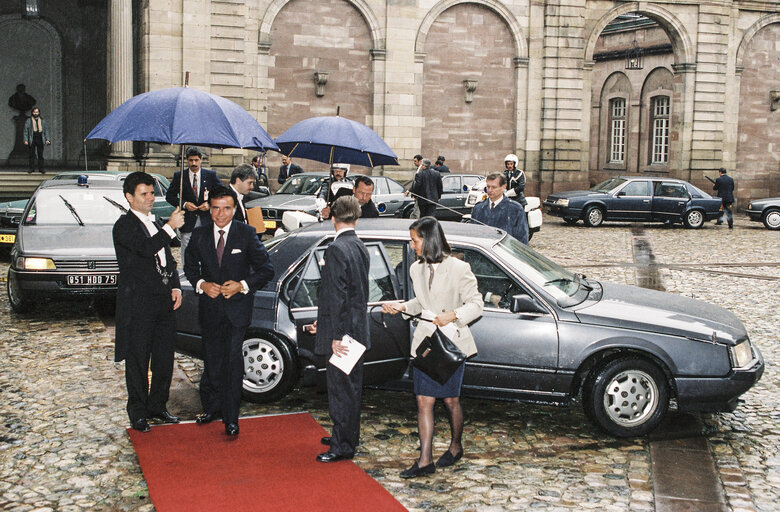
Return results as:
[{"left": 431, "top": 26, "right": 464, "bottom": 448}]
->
[{"left": 77, "top": 175, "right": 88, "bottom": 186}]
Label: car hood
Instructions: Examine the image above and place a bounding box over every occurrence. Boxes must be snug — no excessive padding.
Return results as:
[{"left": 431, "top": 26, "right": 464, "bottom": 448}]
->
[
  {"left": 751, "top": 197, "right": 780, "bottom": 206},
  {"left": 246, "top": 195, "right": 317, "bottom": 211},
  {"left": 575, "top": 282, "right": 747, "bottom": 346},
  {"left": 18, "top": 226, "right": 116, "bottom": 258},
  {"left": 547, "top": 190, "right": 605, "bottom": 200}
]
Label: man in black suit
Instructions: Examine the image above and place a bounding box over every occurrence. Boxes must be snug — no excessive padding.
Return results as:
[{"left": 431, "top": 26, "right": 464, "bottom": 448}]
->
[
  {"left": 411, "top": 159, "right": 443, "bottom": 218},
  {"left": 315, "top": 196, "right": 370, "bottom": 462},
  {"left": 713, "top": 167, "right": 735, "bottom": 229},
  {"left": 165, "top": 147, "right": 221, "bottom": 267},
  {"left": 184, "top": 186, "right": 274, "bottom": 437},
  {"left": 434, "top": 155, "right": 450, "bottom": 174},
  {"left": 113, "top": 172, "right": 185, "bottom": 432},
  {"left": 354, "top": 175, "right": 380, "bottom": 218},
  {"left": 277, "top": 155, "right": 303, "bottom": 185},
  {"left": 228, "top": 163, "right": 257, "bottom": 224}
]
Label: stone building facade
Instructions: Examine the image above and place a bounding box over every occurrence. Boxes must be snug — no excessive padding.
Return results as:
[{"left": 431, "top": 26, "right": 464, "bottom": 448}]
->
[{"left": 0, "top": 0, "right": 777, "bottom": 203}]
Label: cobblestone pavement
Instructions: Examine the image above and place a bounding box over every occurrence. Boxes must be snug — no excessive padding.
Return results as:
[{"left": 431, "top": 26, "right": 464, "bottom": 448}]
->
[{"left": 0, "top": 216, "right": 777, "bottom": 511}]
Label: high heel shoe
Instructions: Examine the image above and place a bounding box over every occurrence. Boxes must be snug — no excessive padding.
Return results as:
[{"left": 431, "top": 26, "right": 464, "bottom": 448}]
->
[
  {"left": 435, "top": 450, "right": 463, "bottom": 468},
  {"left": 399, "top": 461, "right": 435, "bottom": 479}
]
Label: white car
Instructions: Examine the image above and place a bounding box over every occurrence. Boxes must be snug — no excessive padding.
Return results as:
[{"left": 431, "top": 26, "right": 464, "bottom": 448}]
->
[{"left": 464, "top": 179, "right": 542, "bottom": 239}]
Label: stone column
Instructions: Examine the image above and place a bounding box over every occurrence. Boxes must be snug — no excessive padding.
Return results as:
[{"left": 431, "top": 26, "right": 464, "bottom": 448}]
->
[{"left": 107, "top": 0, "right": 133, "bottom": 159}]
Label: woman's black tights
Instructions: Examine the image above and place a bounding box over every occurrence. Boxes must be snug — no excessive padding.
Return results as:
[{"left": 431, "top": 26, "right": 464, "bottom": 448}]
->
[{"left": 416, "top": 395, "right": 464, "bottom": 466}]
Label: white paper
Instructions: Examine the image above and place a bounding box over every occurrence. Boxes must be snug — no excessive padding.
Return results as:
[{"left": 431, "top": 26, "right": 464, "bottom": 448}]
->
[
  {"left": 414, "top": 309, "right": 458, "bottom": 342},
  {"left": 329, "top": 334, "right": 367, "bottom": 375}
]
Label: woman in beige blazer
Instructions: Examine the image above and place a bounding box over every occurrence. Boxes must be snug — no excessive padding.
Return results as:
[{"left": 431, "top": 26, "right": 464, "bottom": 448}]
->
[{"left": 383, "top": 217, "right": 483, "bottom": 478}]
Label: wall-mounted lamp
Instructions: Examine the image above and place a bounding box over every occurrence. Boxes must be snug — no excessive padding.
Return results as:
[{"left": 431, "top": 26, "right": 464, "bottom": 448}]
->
[
  {"left": 21, "top": 0, "right": 40, "bottom": 19},
  {"left": 625, "top": 39, "right": 643, "bottom": 70},
  {"left": 314, "top": 71, "right": 329, "bottom": 97},
  {"left": 770, "top": 90, "right": 780, "bottom": 111},
  {"left": 463, "top": 79, "right": 478, "bottom": 103}
]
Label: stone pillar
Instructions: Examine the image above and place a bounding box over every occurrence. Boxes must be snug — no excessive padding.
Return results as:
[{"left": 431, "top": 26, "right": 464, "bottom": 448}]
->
[{"left": 107, "top": 0, "right": 133, "bottom": 160}]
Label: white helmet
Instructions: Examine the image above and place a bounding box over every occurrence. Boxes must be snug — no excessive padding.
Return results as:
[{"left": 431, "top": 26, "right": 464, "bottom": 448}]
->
[{"left": 504, "top": 154, "right": 519, "bottom": 167}]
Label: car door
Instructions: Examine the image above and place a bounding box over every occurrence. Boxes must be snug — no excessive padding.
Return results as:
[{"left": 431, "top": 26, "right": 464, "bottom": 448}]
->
[
  {"left": 436, "top": 175, "right": 464, "bottom": 220},
  {"left": 372, "top": 177, "right": 402, "bottom": 216},
  {"left": 288, "top": 241, "right": 410, "bottom": 384},
  {"left": 611, "top": 180, "right": 652, "bottom": 221},
  {"left": 448, "top": 245, "right": 561, "bottom": 398},
  {"left": 651, "top": 181, "right": 690, "bottom": 221},
  {"left": 381, "top": 177, "right": 409, "bottom": 216}
]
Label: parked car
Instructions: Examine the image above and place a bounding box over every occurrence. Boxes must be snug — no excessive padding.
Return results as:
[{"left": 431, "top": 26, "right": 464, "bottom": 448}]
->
[
  {"left": 544, "top": 176, "right": 721, "bottom": 228},
  {"left": 1, "top": 171, "right": 174, "bottom": 250},
  {"left": 463, "top": 177, "right": 543, "bottom": 238},
  {"left": 397, "top": 173, "right": 484, "bottom": 220},
  {"left": 745, "top": 197, "right": 780, "bottom": 230},
  {"left": 245, "top": 172, "right": 412, "bottom": 233},
  {"left": 173, "top": 218, "right": 763, "bottom": 437},
  {"left": 7, "top": 178, "right": 129, "bottom": 313}
]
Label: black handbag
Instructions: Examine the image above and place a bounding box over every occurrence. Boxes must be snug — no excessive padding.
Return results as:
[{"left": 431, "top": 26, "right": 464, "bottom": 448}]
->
[{"left": 404, "top": 313, "right": 466, "bottom": 385}]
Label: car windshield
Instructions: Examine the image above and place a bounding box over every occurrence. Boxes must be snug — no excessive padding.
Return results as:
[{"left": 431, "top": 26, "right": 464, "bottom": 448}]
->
[
  {"left": 493, "top": 235, "right": 582, "bottom": 301},
  {"left": 277, "top": 174, "right": 326, "bottom": 195},
  {"left": 591, "top": 177, "right": 627, "bottom": 193},
  {"left": 23, "top": 188, "right": 129, "bottom": 225}
]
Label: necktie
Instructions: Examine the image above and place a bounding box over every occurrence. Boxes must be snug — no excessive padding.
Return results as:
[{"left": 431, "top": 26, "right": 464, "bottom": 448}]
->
[
  {"left": 428, "top": 264, "right": 434, "bottom": 290},
  {"left": 191, "top": 174, "right": 198, "bottom": 198},
  {"left": 491, "top": 202, "right": 496, "bottom": 210},
  {"left": 216, "top": 230, "right": 225, "bottom": 267}
]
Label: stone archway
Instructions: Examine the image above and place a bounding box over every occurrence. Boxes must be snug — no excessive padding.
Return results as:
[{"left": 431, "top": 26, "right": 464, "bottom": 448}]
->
[{"left": 0, "top": 15, "right": 63, "bottom": 164}]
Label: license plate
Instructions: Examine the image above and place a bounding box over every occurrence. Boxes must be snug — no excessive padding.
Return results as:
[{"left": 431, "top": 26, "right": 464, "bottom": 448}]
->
[
  {"left": 263, "top": 220, "right": 276, "bottom": 229},
  {"left": 0, "top": 233, "right": 14, "bottom": 244},
  {"left": 67, "top": 274, "right": 117, "bottom": 286}
]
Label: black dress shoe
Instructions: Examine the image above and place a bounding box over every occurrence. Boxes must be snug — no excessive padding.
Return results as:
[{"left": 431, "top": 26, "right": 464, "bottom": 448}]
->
[
  {"left": 225, "top": 423, "right": 239, "bottom": 436},
  {"left": 150, "top": 411, "right": 180, "bottom": 424},
  {"left": 132, "top": 418, "right": 150, "bottom": 432},
  {"left": 316, "top": 451, "right": 353, "bottom": 463},
  {"left": 196, "top": 412, "right": 220, "bottom": 424},
  {"left": 435, "top": 450, "right": 463, "bottom": 468},
  {"left": 400, "top": 461, "right": 435, "bottom": 479},
  {"left": 321, "top": 436, "right": 331, "bottom": 446}
]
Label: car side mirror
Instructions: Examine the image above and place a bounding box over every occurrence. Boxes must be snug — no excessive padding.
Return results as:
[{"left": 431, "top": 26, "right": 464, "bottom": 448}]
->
[
  {"left": 510, "top": 294, "right": 546, "bottom": 314},
  {"left": 616, "top": 191, "right": 626, "bottom": 197},
  {"left": 377, "top": 202, "right": 387, "bottom": 213}
]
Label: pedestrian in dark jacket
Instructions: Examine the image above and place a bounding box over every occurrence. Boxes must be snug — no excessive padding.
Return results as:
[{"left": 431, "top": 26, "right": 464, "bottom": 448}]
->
[
  {"left": 411, "top": 159, "right": 443, "bottom": 218},
  {"left": 503, "top": 153, "right": 526, "bottom": 207},
  {"left": 713, "top": 168, "right": 735, "bottom": 229},
  {"left": 471, "top": 172, "right": 529, "bottom": 244}
]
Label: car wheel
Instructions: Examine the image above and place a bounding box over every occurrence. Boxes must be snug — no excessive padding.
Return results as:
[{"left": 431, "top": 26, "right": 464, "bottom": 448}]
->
[
  {"left": 683, "top": 209, "right": 704, "bottom": 229},
  {"left": 583, "top": 357, "right": 669, "bottom": 437},
  {"left": 583, "top": 206, "right": 604, "bottom": 227},
  {"left": 241, "top": 333, "right": 298, "bottom": 403},
  {"left": 7, "top": 271, "right": 35, "bottom": 313},
  {"left": 762, "top": 209, "right": 780, "bottom": 230},
  {"left": 563, "top": 217, "right": 578, "bottom": 226}
]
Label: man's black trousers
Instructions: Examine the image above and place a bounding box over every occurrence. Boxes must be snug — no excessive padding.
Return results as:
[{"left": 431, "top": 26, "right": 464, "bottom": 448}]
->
[
  {"left": 28, "top": 133, "right": 44, "bottom": 172},
  {"left": 124, "top": 294, "right": 176, "bottom": 422},
  {"left": 200, "top": 315, "right": 247, "bottom": 425},
  {"left": 326, "top": 356, "right": 364, "bottom": 457}
]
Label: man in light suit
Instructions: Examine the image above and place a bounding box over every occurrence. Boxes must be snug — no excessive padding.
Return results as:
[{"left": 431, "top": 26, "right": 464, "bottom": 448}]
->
[
  {"left": 165, "top": 147, "right": 221, "bottom": 267},
  {"left": 113, "top": 172, "right": 185, "bottom": 432},
  {"left": 315, "top": 196, "right": 370, "bottom": 462},
  {"left": 184, "top": 186, "right": 274, "bottom": 436}
]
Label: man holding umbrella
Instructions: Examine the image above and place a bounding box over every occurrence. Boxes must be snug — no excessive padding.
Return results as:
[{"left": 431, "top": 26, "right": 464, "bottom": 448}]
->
[{"left": 166, "top": 147, "right": 220, "bottom": 267}]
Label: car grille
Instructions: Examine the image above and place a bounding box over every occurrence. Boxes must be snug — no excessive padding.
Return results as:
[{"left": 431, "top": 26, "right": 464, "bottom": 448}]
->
[
  {"left": 0, "top": 214, "right": 21, "bottom": 228},
  {"left": 53, "top": 259, "right": 119, "bottom": 272},
  {"left": 262, "top": 208, "right": 279, "bottom": 220}
]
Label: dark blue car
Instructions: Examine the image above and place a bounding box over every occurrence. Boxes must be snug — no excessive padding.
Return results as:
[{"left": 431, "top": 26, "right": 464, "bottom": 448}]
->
[{"left": 544, "top": 176, "right": 722, "bottom": 228}]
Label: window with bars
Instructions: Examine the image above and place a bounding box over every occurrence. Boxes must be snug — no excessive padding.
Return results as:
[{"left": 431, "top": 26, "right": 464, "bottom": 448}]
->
[
  {"left": 609, "top": 98, "right": 626, "bottom": 163},
  {"left": 651, "top": 96, "right": 670, "bottom": 164}
]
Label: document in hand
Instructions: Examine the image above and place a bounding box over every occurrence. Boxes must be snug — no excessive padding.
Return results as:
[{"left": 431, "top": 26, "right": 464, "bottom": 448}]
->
[
  {"left": 328, "top": 334, "right": 367, "bottom": 375},
  {"left": 415, "top": 309, "right": 458, "bottom": 341}
]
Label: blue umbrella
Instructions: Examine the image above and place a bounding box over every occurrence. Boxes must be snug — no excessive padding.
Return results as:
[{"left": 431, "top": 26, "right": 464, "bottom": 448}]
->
[
  {"left": 86, "top": 87, "right": 278, "bottom": 151},
  {"left": 275, "top": 116, "right": 398, "bottom": 167}
]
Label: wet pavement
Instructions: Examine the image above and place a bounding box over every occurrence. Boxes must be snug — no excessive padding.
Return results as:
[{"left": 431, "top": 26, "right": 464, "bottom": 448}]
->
[{"left": 0, "top": 216, "right": 777, "bottom": 511}]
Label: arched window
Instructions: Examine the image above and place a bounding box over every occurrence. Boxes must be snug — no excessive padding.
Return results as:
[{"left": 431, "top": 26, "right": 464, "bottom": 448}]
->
[
  {"left": 609, "top": 98, "right": 626, "bottom": 163},
  {"left": 651, "top": 96, "right": 670, "bottom": 164}
]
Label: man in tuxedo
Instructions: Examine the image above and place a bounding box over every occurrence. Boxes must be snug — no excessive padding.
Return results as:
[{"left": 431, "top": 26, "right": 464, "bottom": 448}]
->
[
  {"left": 411, "top": 159, "right": 443, "bottom": 218},
  {"left": 277, "top": 155, "right": 303, "bottom": 185},
  {"left": 113, "top": 172, "right": 185, "bottom": 432},
  {"left": 228, "top": 163, "right": 257, "bottom": 224},
  {"left": 165, "top": 147, "right": 221, "bottom": 267},
  {"left": 184, "top": 186, "right": 274, "bottom": 437},
  {"left": 315, "top": 196, "right": 370, "bottom": 462}
]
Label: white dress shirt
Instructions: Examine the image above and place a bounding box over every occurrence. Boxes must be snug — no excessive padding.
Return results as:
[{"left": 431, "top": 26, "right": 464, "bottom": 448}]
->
[
  {"left": 195, "top": 223, "right": 249, "bottom": 295},
  {"left": 230, "top": 184, "right": 246, "bottom": 221},
  {"left": 130, "top": 208, "right": 176, "bottom": 268}
]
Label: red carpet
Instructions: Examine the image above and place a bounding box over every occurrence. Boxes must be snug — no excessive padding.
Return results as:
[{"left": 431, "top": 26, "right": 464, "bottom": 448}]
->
[{"left": 127, "top": 412, "right": 407, "bottom": 511}]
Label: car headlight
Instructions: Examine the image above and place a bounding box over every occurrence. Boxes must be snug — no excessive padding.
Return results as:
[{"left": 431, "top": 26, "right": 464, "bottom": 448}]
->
[
  {"left": 747, "top": 203, "right": 753, "bottom": 210},
  {"left": 556, "top": 198, "right": 569, "bottom": 206},
  {"left": 730, "top": 339, "right": 754, "bottom": 369},
  {"left": 17, "top": 257, "right": 56, "bottom": 270}
]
